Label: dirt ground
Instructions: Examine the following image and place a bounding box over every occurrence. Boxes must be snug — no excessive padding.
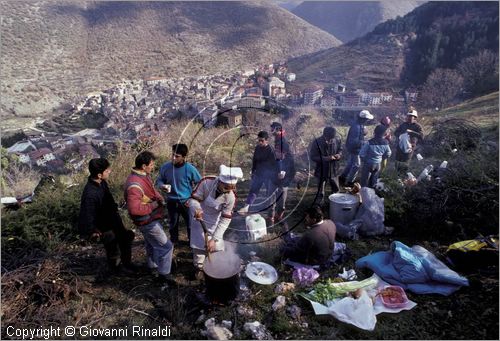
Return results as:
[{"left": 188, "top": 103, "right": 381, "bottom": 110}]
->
[{"left": 2, "top": 181, "right": 498, "bottom": 340}]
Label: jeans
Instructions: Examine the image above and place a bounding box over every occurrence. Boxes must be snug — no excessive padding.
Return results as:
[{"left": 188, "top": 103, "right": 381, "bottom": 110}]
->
[
  {"left": 341, "top": 152, "right": 361, "bottom": 183},
  {"left": 315, "top": 176, "right": 340, "bottom": 204},
  {"left": 166, "top": 199, "right": 191, "bottom": 243},
  {"left": 139, "top": 220, "right": 173, "bottom": 275},
  {"left": 360, "top": 162, "right": 380, "bottom": 188},
  {"left": 246, "top": 172, "right": 273, "bottom": 205},
  {"left": 269, "top": 185, "right": 288, "bottom": 219}
]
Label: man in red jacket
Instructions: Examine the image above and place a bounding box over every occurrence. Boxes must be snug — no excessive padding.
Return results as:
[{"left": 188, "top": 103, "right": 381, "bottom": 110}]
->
[{"left": 124, "top": 151, "right": 175, "bottom": 285}]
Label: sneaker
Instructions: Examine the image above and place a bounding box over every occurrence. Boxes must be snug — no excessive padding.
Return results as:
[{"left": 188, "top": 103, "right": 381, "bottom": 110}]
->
[
  {"left": 156, "top": 273, "right": 177, "bottom": 286},
  {"left": 238, "top": 204, "right": 250, "bottom": 215}
]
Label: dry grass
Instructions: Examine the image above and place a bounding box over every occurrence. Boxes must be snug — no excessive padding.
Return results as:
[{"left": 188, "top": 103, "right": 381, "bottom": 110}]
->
[{"left": 1, "top": 162, "right": 41, "bottom": 197}]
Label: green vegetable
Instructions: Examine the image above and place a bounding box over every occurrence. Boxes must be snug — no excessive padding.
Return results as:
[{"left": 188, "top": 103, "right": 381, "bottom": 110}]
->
[{"left": 300, "top": 277, "right": 378, "bottom": 304}]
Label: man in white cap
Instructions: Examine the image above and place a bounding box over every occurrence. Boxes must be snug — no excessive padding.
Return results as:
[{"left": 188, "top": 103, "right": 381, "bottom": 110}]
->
[
  {"left": 394, "top": 107, "right": 423, "bottom": 176},
  {"left": 339, "top": 109, "right": 373, "bottom": 187},
  {"left": 186, "top": 165, "right": 243, "bottom": 273}
]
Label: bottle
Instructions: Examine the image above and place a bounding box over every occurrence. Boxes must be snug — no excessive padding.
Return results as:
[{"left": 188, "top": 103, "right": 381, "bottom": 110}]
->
[
  {"left": 417, "top": 165, "right": 434, "bottom": 182},
  {"left": 439, "top": 161, "right": 448, "bottom": 169}
]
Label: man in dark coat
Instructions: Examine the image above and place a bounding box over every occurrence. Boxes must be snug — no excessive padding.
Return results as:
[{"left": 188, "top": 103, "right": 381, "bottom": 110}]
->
[
  {"left": 283, "top": 205, "right": 337, "bottom": 266},
  {"left": 78, "top": 158, "right": 136, "bottom": 274},
  {"left": 310, "top": 126, "right": 343, "bottom": 205}
]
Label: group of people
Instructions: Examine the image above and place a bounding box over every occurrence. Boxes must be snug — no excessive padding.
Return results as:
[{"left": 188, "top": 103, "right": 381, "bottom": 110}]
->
[
  {"left": 77, "top": 109, "right": 424, "bottom": 281},
  {"left": 310, "top": 107, "right": 423, "bottom": 201}
]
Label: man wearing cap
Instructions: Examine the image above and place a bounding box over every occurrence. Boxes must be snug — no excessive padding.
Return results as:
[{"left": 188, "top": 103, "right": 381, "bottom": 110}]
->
[
  {"left": 310, "top": 126, "right": 343, "bottom": 204},
  {"left": 359, "top": 125, "right": 392, "bottom": 188},
  {"left": 394, "top": 108, "right": 423, "bottom": 143},
  {"left": 340, "top": 110, "right": 373, "bottom": 186},
  {"left": 394, "top": 108, "right": 423, "bottom": 176},
  {"left": 270, "top": 122, "right": 290, "bottom": 152},
  {"left": 186, "top": 165, "right": 243, "bottom": 271}
]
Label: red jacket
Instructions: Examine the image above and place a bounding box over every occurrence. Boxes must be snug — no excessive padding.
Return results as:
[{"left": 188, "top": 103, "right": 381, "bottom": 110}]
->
[{"left": 124, "top": 169, "right": 164, "bottom": 226}]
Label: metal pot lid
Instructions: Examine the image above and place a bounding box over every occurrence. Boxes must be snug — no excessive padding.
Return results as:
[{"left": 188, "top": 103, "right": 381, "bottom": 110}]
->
[
  {"left": 328, "top": 193, "right": 359, "bottom": 205},
  {"left": 203, "top": 251, "right": 242, "bottom": 279},
  {"left": 245, "top": 262, "right": 278, "bottom": 285}
]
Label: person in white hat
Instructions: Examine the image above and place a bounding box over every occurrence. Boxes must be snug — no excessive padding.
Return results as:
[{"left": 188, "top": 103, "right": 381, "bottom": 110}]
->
[
  {"left": 339, "top": 109, "right": 373, "bottom": 186},
  {"left": 394, "top": 107, "right": 424, "bottom": 176},
  {"left": 186, "top": 165, "right": 243, "bottom": 273}
]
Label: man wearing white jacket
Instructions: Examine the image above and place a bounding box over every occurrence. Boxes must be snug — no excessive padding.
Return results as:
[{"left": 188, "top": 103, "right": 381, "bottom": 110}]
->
[{"left": 186, "top": 165, "right": 243, "bottom": 271}]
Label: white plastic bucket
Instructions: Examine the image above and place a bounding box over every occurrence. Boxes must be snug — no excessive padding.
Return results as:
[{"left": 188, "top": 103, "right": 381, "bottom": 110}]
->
[
  {"left": 329, "top": 193, "right": 360, "bottom": 225},
  {"left": 245, "top": 214, "right": 267, "bottom": 241}
]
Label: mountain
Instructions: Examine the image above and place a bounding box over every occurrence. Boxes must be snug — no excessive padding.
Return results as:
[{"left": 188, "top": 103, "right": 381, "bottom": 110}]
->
[
  {"left": 288, "top": 1, "right": 499, "bottom": 91},
  {"left": 0, "top": 1, "right": 341, "bottom": 129},
  {"left": 291, "top": 0, "right": 421, "bottom": 43}
]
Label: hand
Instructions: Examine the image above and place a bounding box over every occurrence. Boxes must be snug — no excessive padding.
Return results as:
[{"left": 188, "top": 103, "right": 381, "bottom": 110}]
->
[
  {"left": 333, "top": 154, "right": 341, "bottom": 160},
  {"left": 207, "top": 239, "right": 217, "bottom": 253},
  {"left": 194, "top": 209, "right": 204, "bottom": 220},
  {"left": 151, "top": 201, "right": 159, "bottom": 210}
]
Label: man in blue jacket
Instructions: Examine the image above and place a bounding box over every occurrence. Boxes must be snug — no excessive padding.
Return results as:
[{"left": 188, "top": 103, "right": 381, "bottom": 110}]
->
[
  {"left": 340, "top": 110, "right": 373, "bottom": 186},
  {"left": 156, "top": 144, "right": 202, "bottom": 244}
]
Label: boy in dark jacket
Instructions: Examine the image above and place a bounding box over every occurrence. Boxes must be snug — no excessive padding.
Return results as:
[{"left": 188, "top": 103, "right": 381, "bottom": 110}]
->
[
  {"left": 78, "top": 158, "right": 135, "bottom": 274},
  {"left": 238, "top": 131, "right": 276, "bottom": 215},
  {"left": 310, "top": 126, "right": 343, "bottom": 205}
]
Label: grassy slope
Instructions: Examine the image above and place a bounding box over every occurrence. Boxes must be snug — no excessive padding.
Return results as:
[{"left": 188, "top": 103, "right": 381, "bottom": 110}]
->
[{"left": 1, "top": 94, "right": 498, "bottom": 339}]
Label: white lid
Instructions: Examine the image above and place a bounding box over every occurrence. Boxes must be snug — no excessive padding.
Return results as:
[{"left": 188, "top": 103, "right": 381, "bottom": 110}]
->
[{"left": 329, "top": 193, "right": 359, "bottom": 205}]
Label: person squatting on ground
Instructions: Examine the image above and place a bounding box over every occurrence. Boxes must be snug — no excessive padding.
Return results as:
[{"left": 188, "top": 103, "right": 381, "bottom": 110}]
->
[
  {"left": 238, "top": 131, "right": 276, "bottom": 215},
  {"left": 269, "top": 143, "right": 296, "bottom": 226},
  {"left": 187, "top": 165, "right": 243, "bottom": 272},
  {"left": 156, "top": 143, "right": 201, "bottom": 244},
  {"left": 282, "top": 205, "right": 337, "bottom": 267},
  {"left": 78, "top": 158, "right": 136, "bottom": 275},
  {"left": 394, "top": 109, "right": 423, "bottom": 177},
  {"left": 124, "top": 151, "right": 175, "bottom": 285},
  {"left": 340, "top": 110, "right": 374, "bottom": 186},
  {"left": 359, "top": 125, "right": 392, "bottom": 188},
  {"left": 310, "top": 126, "right": 343, "bottom": 205}
]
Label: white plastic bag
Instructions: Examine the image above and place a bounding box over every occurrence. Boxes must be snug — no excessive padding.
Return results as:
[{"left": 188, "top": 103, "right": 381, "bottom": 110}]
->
[
  {"left": 355, "top": 188, "right": 386, "bottom": 236},
  {"left": 325, "top": 290, "right": 377, "bottom": 331}
]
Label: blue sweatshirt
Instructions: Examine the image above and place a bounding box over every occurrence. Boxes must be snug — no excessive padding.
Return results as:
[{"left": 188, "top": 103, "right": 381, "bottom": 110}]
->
[
  {"left": 155, "top": 162, "right": 202, "bottom": 203},
  {"left": 359, "top": 137, "right": 392, "bottom": 165}
]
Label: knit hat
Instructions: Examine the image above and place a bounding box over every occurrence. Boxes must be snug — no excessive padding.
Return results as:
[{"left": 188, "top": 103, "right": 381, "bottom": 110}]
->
[
  {"left": 323, "top": 126, "right": 336, "bottom": 140},
  {"left": 374, "top": 124, "right": 388, "bottom": 138}
]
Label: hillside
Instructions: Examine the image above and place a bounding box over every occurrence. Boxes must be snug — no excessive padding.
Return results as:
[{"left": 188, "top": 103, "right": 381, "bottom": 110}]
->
[
  {"left": 291, "top": 0, "right": 420, "bottom": 43},
  {"left": 0, "top": 1, "right": 341, "bottom": 129},
  {"left": 288, "top": 1, "right": 499, "bottom": 91}
]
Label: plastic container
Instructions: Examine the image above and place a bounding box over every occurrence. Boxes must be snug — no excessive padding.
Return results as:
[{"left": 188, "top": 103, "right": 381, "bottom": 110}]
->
[
  {"left": 379, "top": 285, "right": 409, "bottom": 308},
  {"left": 245, "top": 214, "right": 267, "bottom": 241},
  {"left": 329, "top": 193, "right": 360, "bottom": 225},
  {"left": 417, "top": 165, "right": 434, "bottom": 182}
]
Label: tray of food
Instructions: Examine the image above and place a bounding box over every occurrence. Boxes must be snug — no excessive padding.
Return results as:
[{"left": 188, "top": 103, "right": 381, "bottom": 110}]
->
[{"left": 378, "top": 285, "right": 409, "bottom": 308}]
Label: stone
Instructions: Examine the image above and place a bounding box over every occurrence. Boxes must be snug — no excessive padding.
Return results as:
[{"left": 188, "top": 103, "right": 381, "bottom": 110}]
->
[
  {"left": 237, "top": 305, "right": 254, "bottom": 318},
  {"left": 221, "top": 320, "right": 233, "bottom": 329},
  {"left": 272, "top": 295, "right": 286, "bottom": 311},
  {"left": 243, "top": 321, "right": 273, "bottom": 340},
  {"left": 274, "top": 282, "right": 295, "bottom": 294},
  {"left": 206, "top": 326, "right": 233, "bottom": 340},
  {"left": 287, "top": 305, "right": 301, "bottom": 321}
]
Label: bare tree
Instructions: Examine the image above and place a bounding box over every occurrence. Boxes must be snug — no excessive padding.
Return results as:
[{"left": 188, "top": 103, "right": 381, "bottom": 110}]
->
[
  {"left": 420, "top": 68, "right": 464, "bottom": 109},
  {"left": 458, "top": 49, "right": 499, "bottom": 96}
]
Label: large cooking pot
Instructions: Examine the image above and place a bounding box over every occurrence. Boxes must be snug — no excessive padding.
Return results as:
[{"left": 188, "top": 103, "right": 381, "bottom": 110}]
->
[{"left": 203, "top": 250, "right": 242, "bottom": 304}]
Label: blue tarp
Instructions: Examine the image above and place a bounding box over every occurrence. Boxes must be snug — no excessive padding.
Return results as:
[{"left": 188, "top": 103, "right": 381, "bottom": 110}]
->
[{"left": 355, "top": 241, "right": 469, "bottom": 295}]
